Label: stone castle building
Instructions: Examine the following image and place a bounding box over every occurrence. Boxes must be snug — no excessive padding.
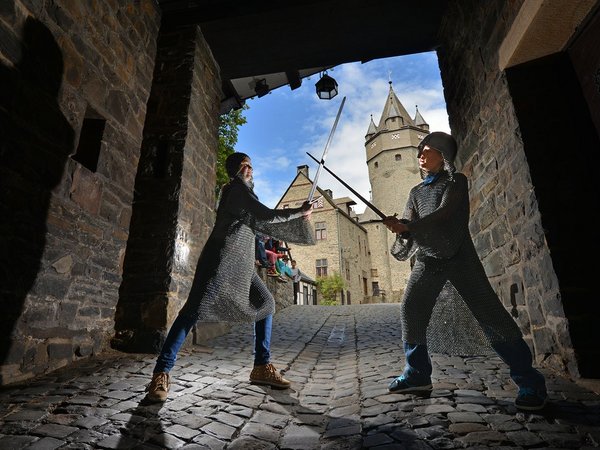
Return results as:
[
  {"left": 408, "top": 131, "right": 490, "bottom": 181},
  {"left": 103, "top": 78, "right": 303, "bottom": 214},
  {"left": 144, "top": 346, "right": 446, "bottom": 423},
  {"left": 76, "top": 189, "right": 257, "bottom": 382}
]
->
[
  {"left": 276, "top": 167, "right": 372, "bottom": 305},
  {"left": 276, "top": 84, "right": 429, "bottom": 304},
  {"left": 358, "top": 83, "right": 430, "bottom": 302},
  {"left": 1, "top": 0, "right": 598, "bottom": 384}
]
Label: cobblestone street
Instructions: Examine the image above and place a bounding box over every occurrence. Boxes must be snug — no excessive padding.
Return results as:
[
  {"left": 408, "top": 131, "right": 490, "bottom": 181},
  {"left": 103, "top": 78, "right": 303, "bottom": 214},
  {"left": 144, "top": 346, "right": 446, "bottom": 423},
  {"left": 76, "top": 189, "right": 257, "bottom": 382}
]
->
[{"left": 1, "top": 304, "right": 599, "bottom": 449}]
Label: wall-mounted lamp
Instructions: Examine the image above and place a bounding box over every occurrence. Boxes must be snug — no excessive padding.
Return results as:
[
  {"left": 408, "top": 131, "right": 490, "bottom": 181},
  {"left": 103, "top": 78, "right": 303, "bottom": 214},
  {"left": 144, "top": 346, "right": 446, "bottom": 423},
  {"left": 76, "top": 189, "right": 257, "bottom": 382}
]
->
[
  {"left": 254, "top": 78, "right": 269, "bottom": 98},
  {"left": 315, "top": 72, "right": 338, "bottom": 100}
]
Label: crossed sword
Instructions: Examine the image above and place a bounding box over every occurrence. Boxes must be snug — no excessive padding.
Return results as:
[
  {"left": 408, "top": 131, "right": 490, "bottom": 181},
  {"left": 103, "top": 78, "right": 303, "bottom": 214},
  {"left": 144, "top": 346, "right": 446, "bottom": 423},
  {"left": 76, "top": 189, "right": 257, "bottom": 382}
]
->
[{"left": 306, "top": 96, "right": 390, "bottom": 221}]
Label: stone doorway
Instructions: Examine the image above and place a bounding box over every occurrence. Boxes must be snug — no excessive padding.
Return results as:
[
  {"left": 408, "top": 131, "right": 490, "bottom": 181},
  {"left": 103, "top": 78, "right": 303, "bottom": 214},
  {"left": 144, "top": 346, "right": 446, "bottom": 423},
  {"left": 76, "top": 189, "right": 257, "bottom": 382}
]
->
[{"left": 505, "top": 36, "right": 600, "bottom": 377}]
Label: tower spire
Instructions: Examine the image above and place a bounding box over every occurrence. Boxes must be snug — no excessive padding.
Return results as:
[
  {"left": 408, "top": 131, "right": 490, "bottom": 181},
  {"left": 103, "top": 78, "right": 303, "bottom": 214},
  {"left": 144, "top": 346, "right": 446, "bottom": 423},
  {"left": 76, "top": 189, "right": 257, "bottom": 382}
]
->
[
  {"left": 365, "top": 114, "right": 377, "bottom": 140},
  {"left": 361, "top": 75, "right": 427, "bottom": 302},
  {"left": 377, "top": 82, "right": 415, "bottom": 129},
  {"left": 414, "top": 104, "right": 429, "bottom": 130}
]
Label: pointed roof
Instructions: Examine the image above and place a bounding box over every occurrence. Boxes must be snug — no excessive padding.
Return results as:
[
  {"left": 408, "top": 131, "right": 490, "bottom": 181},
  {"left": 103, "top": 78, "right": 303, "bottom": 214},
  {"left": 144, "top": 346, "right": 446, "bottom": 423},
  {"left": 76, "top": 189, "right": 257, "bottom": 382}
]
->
[
  {"left": 414, "top": 105, "right": 428, "bottom": 127},
  {"left": 387, "top": 103, "right": 400, "bottom": 119},
  {"left": 365, "top": 114, "right": 377, "bottom": 137},
  {"left": 377, "top": 81, "right": 415, "bottom": 129}
]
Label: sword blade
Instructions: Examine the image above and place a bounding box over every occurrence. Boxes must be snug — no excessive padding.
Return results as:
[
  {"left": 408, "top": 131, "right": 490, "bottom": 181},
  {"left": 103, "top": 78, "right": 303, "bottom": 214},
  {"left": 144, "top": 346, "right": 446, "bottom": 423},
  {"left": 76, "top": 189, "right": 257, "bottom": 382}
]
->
[
  {"left": 308, "top": 96, "right": 346, "bottom": 202},
  {"left": 306, "top": 152, "right": 388, "bottom": 220}
]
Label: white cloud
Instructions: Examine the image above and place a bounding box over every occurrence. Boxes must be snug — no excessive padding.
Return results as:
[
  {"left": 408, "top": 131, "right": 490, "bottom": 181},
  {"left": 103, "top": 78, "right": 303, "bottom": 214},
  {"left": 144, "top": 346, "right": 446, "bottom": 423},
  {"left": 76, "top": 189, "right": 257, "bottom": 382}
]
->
[
  {"left": 241, "top": 53, "right": 450, "bottom": 212},
  {"left": 293, "top": 55, "right": 450, "bottom": 213}
]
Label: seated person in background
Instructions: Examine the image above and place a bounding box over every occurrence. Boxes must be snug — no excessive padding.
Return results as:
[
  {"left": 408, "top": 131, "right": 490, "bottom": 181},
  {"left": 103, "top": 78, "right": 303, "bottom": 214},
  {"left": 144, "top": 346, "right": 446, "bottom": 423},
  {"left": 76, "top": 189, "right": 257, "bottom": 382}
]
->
[
  {"left": 264, "top": 237, "right": 276, "bottom": 252},
  {"left": 274, "top": 239, "right": 290, "bottom": 254},
  {"left": 265, "top": 238, "right": 290, "bottom": 255},
  {"left": 255, "top": 233, "right": 270, "bottom": 268},
  {"left": 275, "top": 255, "right": 293, "bottom": 282},
  {"left": 264, "top": 236, "right": 285, "bottom": 277}
]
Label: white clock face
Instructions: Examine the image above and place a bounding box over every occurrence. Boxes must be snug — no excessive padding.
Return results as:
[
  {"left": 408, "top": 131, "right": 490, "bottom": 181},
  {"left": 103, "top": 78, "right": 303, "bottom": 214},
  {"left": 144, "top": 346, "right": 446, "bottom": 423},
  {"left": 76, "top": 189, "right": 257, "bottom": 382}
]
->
[{"left": 418, "top": 135, "right": 424, "bottom": 140}]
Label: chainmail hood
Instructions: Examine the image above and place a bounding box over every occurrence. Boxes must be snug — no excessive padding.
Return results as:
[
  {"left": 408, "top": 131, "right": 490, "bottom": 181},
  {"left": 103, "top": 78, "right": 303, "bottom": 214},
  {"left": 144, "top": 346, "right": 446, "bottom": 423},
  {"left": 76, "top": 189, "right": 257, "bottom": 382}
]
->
[
  {"left": 225, "top": 152, "right": 249, "bottom": 178},
  {"left": 418, "top": 131, "right": 457, "bottom": 179}
]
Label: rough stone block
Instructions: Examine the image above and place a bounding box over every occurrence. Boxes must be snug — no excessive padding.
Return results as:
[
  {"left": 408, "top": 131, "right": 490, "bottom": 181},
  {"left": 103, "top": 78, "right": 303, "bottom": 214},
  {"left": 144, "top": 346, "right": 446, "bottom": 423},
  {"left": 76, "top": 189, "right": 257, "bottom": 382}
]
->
[
  {"left": 77, "top": 306, "right": 100, "bottom": 317},
  {"left": 47, "top": 341, "right": 73, "bottom": 360},
  {"left": 27, "top": 436, "right": 65, "bottom": 449},
  {"left": 69, "top": 166, "right": 103, "bottom": 215},
  {"left": 31, "top": 275, "right": 71, "bottom": 300},
  {"left": 0, "top": 436, "right": 39, "bottom": 448}
]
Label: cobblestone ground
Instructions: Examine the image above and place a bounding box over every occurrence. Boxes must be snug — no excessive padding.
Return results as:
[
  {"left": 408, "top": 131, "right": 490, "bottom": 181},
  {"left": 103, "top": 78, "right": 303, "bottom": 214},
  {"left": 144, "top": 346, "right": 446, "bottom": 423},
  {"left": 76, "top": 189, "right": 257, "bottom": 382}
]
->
[{"left": 1, "top": 304, "right": 599, "bottom": 449}]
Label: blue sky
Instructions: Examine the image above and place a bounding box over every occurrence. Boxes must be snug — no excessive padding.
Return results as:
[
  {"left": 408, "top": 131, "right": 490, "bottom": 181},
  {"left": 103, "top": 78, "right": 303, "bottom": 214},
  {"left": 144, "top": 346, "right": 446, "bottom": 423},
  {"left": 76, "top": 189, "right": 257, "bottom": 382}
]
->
[{"left": 235, "top": 51, "right": 450, "bottom": 213}]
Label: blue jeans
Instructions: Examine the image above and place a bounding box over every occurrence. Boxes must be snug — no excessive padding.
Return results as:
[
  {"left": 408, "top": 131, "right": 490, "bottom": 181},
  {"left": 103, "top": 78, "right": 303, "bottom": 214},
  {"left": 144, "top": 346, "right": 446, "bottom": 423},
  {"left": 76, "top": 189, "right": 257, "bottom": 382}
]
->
[
  {"left": 255, "top": 238, "right": 269, "bottom": 266},
  {"left": 491, "top": 339, "right": 546, "bottom": 392},
  {"left": 402, "top": 339, "right": 546, "bottom": 392},
  {"left": 402, "top": 343, "right": 433, "bottom": 384},
  {"left": 153, "top": 313, "right": 272, "bottom": 373}
]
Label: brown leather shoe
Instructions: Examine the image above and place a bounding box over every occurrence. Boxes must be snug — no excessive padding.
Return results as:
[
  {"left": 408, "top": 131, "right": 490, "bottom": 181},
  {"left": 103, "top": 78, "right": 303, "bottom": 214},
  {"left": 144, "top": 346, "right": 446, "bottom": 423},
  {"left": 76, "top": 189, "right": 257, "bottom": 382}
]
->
[
  {"left": 146, "top": 372, "right": 170, "bottom": 402},
  {"left": 250, "top": 363, "right": 291, "bottom": 389}
]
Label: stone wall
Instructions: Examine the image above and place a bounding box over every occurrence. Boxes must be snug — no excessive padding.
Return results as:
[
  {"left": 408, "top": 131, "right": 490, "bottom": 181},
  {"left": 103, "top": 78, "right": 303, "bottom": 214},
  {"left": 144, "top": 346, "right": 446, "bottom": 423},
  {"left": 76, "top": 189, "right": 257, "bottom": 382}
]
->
[
  {"left": 0, "top": 1, "right": 161, "bottom": 384},
  {"left": 437, "top": 0, "right": 576, "bottom": 374},
  {"left": 114, "top": 24, "right": 222, "bottom": 353},
  {"left": 337, "top": 209, "right": 371, "bottom": 304},
  {"left": 264, "top": 268, "right": 296, "bottom": 312}
]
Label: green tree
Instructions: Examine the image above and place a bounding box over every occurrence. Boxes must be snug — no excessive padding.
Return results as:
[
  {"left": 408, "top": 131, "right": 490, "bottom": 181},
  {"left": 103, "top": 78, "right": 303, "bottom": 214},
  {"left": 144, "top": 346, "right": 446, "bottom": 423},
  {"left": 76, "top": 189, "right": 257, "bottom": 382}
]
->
[
  {"left": 216, "top": 106, "right": 248, "bottom": 191},
  {"left": 315, "top": 272, "right": 345, "bottom": 306}
]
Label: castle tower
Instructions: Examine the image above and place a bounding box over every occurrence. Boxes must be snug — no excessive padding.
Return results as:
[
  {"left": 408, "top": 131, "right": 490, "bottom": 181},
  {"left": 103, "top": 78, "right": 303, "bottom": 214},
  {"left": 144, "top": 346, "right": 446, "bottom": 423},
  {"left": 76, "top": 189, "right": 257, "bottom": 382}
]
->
[{"left": 359, "top": 82, "right": 429, "bottom": 301}]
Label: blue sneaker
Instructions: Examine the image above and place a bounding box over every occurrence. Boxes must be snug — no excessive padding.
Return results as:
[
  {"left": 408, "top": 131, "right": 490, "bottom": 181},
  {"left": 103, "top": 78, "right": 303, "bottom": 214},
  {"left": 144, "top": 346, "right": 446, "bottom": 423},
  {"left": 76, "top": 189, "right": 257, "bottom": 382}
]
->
[
  {"left": 515, "top": 387, "right": 547, "bottom": 411},
  {"left": 388, "top": 375, "right": 432, "bottom": 393}
]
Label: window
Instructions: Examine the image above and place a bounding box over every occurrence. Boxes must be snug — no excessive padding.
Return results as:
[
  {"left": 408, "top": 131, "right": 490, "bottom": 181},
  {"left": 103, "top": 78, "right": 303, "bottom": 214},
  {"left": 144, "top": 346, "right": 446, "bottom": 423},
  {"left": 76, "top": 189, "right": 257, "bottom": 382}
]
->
[
  {"left": 371, "top": 268, "right": 378, "bottom": 277},
  {"left": 374, "top": 161, "right": 379, "bottom": 168},
  {"left": 395, "top": 154, "right": 402, "bottom": 161},
  {"left": 315, "top": 221, "right": 327, "bottom": 240},
  {"left": 316, "top": 258, "right": 328, "bottom": 277},
  {"left": 372, "top": 282, "right": 380, "bottom": 296},
  {"left": 72, "top": 106, "right": 106, "bottom": 172}
]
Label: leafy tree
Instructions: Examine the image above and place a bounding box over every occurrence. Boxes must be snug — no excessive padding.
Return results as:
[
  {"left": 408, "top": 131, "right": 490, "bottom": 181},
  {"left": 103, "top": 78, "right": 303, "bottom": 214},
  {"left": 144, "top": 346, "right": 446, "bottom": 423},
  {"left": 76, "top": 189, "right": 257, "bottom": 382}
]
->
[
  {"left": 315, "top": 272, "right": 345, "bottom": 306},
  {"left": 216, "top": 106, "right": 248, "bottom": 191}
]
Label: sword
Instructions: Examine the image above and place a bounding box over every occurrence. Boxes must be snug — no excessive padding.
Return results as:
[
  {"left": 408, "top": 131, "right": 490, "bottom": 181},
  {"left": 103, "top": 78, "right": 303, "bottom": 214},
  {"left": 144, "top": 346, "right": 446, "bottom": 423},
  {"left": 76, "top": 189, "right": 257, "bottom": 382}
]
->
[
  {"left": 306, "top": 152, "right": 392, "bottom": 220},
  {"left": 307, "top": 96, "right": 346, "bottom": 202}
]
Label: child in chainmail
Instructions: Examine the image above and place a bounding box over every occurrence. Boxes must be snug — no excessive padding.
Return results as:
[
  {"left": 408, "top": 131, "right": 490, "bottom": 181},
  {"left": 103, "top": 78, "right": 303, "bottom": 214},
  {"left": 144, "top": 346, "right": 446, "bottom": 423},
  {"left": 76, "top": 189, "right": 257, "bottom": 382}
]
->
[
  {"left": 383, "top": 132, "right": 547, "bottom": 411},
  {"left": 146, "top": 152, "right": 314, "bottom": 402}
]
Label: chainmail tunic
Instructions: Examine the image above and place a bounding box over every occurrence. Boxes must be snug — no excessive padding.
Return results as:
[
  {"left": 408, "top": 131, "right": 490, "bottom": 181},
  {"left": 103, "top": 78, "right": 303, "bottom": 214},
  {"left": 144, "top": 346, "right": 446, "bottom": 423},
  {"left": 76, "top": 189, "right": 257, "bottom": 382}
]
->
[
  {"left": 391, "top": 171, "right": 522, "bottom": 355},
  {"left": 179, "top": 177, "right": 314, "bottom": 323}
]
